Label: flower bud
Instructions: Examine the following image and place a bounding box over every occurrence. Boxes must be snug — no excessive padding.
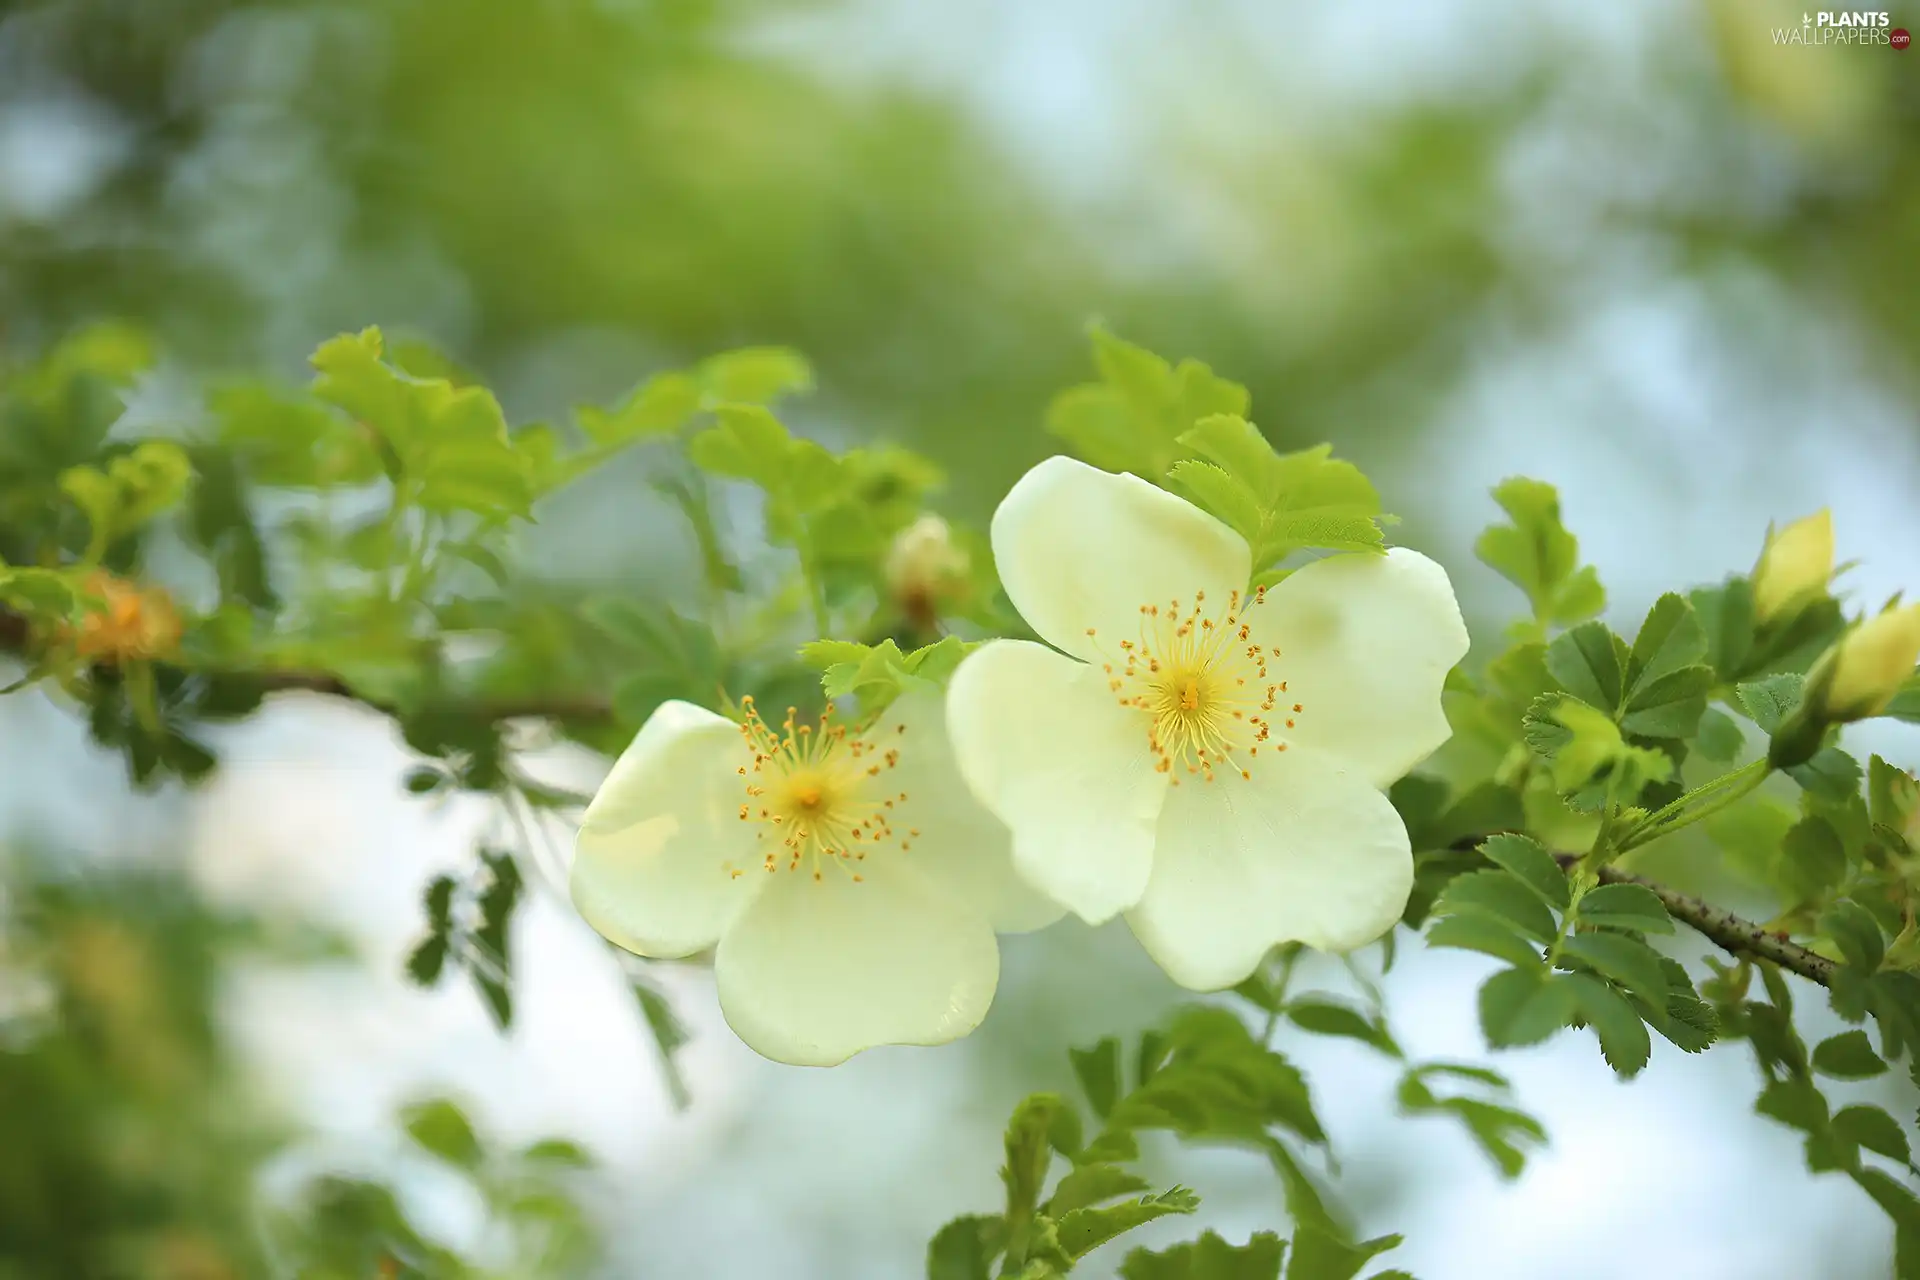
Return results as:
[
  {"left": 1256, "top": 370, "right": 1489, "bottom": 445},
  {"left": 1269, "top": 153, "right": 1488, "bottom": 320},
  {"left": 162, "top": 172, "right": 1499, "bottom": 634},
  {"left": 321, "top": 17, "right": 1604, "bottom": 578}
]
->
[
  {"left": 884, "top": 515, "right": 969, "bottom": 626},
  {"left": 1752, "top": 509, "right": 1833, "bottom": 625},
  {"left": 1819, "top": 603, "right": 1920, "bottom": 721}
]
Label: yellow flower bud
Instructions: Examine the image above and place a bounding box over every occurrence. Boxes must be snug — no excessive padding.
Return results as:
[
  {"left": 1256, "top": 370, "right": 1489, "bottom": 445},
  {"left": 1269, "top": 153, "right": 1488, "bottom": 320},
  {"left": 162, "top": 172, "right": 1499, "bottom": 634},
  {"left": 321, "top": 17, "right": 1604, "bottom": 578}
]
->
[
  {"left": 884, "top": 514, "right": 969, "bottom": 626},
  {"left": 1752, "top": 509, "right": 1833, "bottom": 625},
  {"left": 1821, "top": 603, "right": 1920, "bottom": 722}
]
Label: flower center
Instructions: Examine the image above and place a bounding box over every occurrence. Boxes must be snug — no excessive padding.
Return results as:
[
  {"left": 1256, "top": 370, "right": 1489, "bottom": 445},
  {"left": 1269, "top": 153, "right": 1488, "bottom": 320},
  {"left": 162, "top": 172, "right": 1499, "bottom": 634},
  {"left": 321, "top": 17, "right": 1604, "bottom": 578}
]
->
[
  {"left": 1086, "top": 587, "right": 1303, "bottom": 784},
  {"left": 730, "top": 697, "right": 914, "bottom": 882}
]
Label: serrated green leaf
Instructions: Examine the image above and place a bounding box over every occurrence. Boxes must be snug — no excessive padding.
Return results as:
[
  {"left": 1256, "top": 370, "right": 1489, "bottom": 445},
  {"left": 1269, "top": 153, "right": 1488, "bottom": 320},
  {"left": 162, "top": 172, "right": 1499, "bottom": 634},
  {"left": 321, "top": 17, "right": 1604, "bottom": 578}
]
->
[
  {"left": 1426, "top": 914, "right": 1546, "bottom": 969},
  {"left": 928, "top": 1214, "right": 1005, "bottom": 1280},
  {"left": 1565, "top": 973, "right": 1652, "bottom": 1076},
  {"left": 1787, "top": 747, "right": 1863, "bottom": 802},
  {"left": 1004, "top": 1095, "right": 1068, "bottom": 1226},
  {"left": 1044, "top": 329, "right": 1246, "bottom": 480},
  {"left": 1478, "top": 833, "right": 1571, "bottom": 910},
  {"left": 1780, "top": 817, "right": 1847, "bottom": 904},
  {"left": 696, "top": 347, "right": 813, "bottom": 404},
  {"left": 1628, "top": 594, "right": 1709, "bottom": 693},
  {"left": 1822, "top": 900, "right": 1886, "bottom": 973},
  {"left": 1757, "top": 1077, "right": 1830, "bottom": 1135},
  {"left": 1284, "top": 998, "right": 1401, "bottom": 1058},
  {"left": 1170, "top": 419, "right": 1387, "bottom": 571},
  {"left": 401, "top": 1098, "right": 483, "bottom": 1168},
  {"left": 1479, "top": 967, "right": 1579, "bottom": 1047},
  {"left": 1070, "top": 1038, "right": 1123, "bottom": 1121},
  {"left": 1435, "top": 870, "right": 1559, "bottom": 943},
  {"left": 1046, "top": 1165, "right": 1151, "bottom": 1217},
  {"left": 1835, "top": 1105, "right": 1910, "bottom": 1163},
  {"left": 1475, "top": 477, "right": 1605, "bottom": 627},
  {"left": 1119, "top": 1231, "right": 1287, "bottom": 1280},
  {"left": 1619, "top": 664, "right": 1714, "bottom": 738},
  {"left": 1285, "top": 1228, "right": 1403, "bottom": 1280},
  {"left": 1546, "top": 622, "right": 1626, "bottom": 712},
  {"left": 1056, "top": 1187, "right": 1200, "bottom": 1259},
  {"left": 1574, "top": 883, "right": 1674, "bottom": 934},
  {"left": 1814, "top": 1030, "right": 1889, "bottom": 1079},
  {"left": 1691, "top": 578, "right": 1756, "bottom": 680},
  {"left": 1736, "top": 674, "right": 1804, "bottom": 733},
  {"left": 1560, "top": 932, "right": 1668, "bottom": 1006},
  {"left": 1885, "top": 674, "right": 1920, "bottom": 724},
  {"left": 1694, "top": 709, "right": 1745, "bottom": 762}
]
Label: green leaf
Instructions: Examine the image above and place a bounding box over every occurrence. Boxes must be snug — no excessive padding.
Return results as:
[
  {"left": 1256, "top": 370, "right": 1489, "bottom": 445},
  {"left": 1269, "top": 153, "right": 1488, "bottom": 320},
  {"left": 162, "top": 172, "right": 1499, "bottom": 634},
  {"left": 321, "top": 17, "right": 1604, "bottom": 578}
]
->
[
  {"left": 309, "top": 328, "right": 535, "bottom": 519},
  {"left": 1171, "top": 419, "right": 1388, "bottom": 570},
  {"left": 1757, "top": 1077, "right": 1830, "bottom": 1135},
  {"left": 1821, "top": 900, "right": 1887, "bottom": 974},
  {"left": 520, "top": 1138, "right": 593, "bottom": 1169},
  {"left": 1694, "top": 709, "right": 1745, "bottom": 762},
  {"left": 928, "top": 1214, "right": 1005, "bottom": 1280},
  {"left": 1478, "top": 967, "right": 1579, "bottom": 1047},
  {"left": 1546, "top": 622, "right": 1626, "bottom": 712},
  {"left": 1573, "top": 883, "right": 1674, "bottom": 934},
  {"left": 1396, "top": 1069, "right": 1544, "bottom": 1179},
  {"left": 631, "top": 976, "right": 692, "bottom": 1111},
  {"left": 688, "top": 402, "right": 800, "bottom": 489},
  {"left": 1855, "top": 1169, "right": 1920, "bottom": 1235},
  {"left": 401, "top": 1098, "right": 483, "bottom": 1168},
  {"left": 1426, "top": 914, "right": 1545, "bottom": 969},
  {"left": 1119, "top": 1231, "right": 1287, "bottom": 1280},
  {"left": 696, "top": 347, "right": 814, "bottom": 404},
  {"left": 1003, "top": 1095, "right": 1068, "bottom": 1225},
  {"left": 1475, "top": 477, "right": 1605, "bottom": 627},
  {"left": 1835, "top": 1106, "right": 1910, "bottom": 1163},
  {"left": 404, "top": 933, "right": 448, "bottom": 986},
  {"left": 1736, "top": 674, "right": 1804, "bottom": 734},
  {"left": 1619, "top": 664, "right": 1714, "bottom": 739},
  {"left": 1779, "top": 817, "right": 1847, "bottom": 905},
  {"left": 1056, "top": 1187, "right": 1200, "bottom": 1259},
  {"left": 1691, "top": 578, "right": 1756, "bottom": 680},
  {"left": 1434, "top": 870, "right": 1559, "bottom": 944},
  {"left": 576, "top": 371, "right": 702, "bottom": 446},
  {"left": 1813, "top": 1030, "right": 1889, "bottom": 1080},
  {"left": 801, "top": 635, "right": 980, "bottom": 713},
  {"left": 1285, "top": 998, "right": 1401, "bottom": 1058},
  {"left": 1046, "top": 1165, "right": 1152, "bottom": 1217},
  {"left": 1070, "top": 1039, "right": 1124, "bottom": 1120},
  {"left": 1787, "top": 747, "right": 1863, "bottom": 802},
  {"left": 1525, "top": 695, "right": 1672, "bottom": 803},
  {"left": 1565, "top": 974, "right": 1652, "bottom": 1076},
  {"left": 1559, "top": 932, "right": 1669, "bottom": 1006},
  {"left": 1886, "top": 674, "right": 1920, "bottom": 724},
  {"left": 1285, "top": 1228, "right": 1403, "bottom": 1280},
  {"left": 1627, "top": 594, "right": 1709, "bottom": 693},
  {"left": 1044, "top": 329, "right": 1247, "bottom": 480},
  {"left": 1478, "top": 833, "right": 1571, "bottom": 910}
]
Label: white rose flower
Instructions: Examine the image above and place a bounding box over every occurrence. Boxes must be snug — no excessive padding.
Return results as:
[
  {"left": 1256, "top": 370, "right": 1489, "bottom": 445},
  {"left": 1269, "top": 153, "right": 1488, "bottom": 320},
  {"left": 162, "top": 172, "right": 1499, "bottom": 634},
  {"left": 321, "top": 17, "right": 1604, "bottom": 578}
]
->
[
  {"left": 946, "top": 457, "right": 1469, "bottom": 991},
  {"left": 571, "top": 688, "right": 1061, "bottom": 1066}
]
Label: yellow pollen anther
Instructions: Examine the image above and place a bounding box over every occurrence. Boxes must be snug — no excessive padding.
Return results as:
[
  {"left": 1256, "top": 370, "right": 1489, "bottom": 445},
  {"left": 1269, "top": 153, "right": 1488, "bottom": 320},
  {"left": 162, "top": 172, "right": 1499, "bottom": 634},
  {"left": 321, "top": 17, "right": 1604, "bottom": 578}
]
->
[
  {"left": 730, "top": 701, "right": 916, "bottom": 886},
  {"left": 1082, "top": 589, "right": 1287, "bottom": 782}
]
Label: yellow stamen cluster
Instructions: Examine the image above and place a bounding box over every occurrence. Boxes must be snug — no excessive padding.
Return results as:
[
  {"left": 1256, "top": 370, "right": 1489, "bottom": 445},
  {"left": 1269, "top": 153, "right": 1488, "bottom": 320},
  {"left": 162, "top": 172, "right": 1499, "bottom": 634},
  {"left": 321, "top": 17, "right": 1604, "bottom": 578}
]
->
[
  {"left": 1087, "top": 587, "right": 1300, "bottom": 784},
  {"left": 66, "top": 572, "right": 183, "bottom": 663},
  {"left": 730, "top": 696, "right": 910, "bottom": 883}
]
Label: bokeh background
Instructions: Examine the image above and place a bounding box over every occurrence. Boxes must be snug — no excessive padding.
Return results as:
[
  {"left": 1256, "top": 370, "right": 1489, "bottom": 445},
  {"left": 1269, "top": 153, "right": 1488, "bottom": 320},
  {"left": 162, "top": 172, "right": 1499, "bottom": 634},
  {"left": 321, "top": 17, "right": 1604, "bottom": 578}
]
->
[{"left": 3, "top": 0, "right": 1919, "bottom": 1275}]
